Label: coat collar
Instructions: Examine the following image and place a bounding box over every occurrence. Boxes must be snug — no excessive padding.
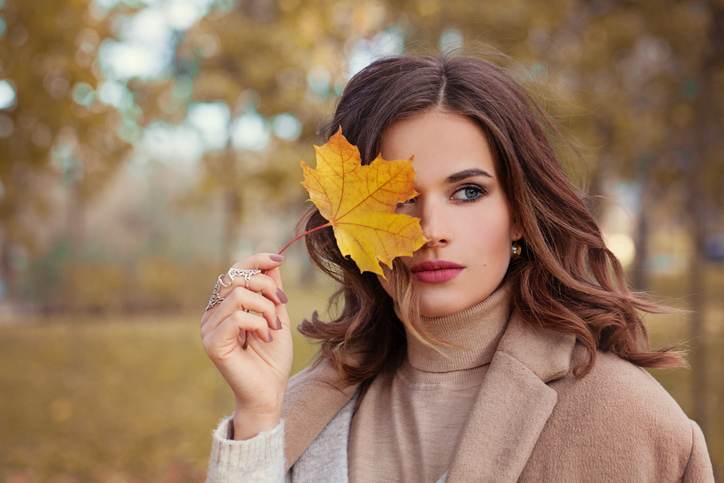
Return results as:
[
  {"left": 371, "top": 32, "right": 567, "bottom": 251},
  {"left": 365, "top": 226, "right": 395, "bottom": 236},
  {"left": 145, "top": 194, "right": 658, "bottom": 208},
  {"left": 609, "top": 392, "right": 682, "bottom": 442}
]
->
[{"left": 282, "top": 306, "right": 577, "bottom": 481}]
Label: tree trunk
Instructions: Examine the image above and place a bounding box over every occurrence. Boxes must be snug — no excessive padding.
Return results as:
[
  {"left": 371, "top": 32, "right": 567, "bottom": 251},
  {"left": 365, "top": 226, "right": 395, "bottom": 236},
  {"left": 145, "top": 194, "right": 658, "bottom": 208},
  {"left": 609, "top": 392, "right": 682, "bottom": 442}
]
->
[
  {"left": 66, "top": 187, "right": 86, "bottom": 253},
  {"left": 685, "top": 0, "right": 723, "bottom": 450},
  {"left": 0, "top": 234, "right": 16, "bottom": 306},
  {"left": 221, "top": 188, "right": 242, "bottom": 268},
  {"left": 686, "top": 184, "right": 707, "bottom": 435},
  {"left": 631, "top": 158, "right": 651, "bottom": 291}
]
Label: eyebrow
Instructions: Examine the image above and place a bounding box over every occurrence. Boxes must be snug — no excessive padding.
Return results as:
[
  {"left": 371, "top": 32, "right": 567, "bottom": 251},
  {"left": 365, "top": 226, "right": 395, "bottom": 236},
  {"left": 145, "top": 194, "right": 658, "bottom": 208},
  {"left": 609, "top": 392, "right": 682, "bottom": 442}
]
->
[{"left": 444, "top": 168, "right": 493, "bottom": 183}]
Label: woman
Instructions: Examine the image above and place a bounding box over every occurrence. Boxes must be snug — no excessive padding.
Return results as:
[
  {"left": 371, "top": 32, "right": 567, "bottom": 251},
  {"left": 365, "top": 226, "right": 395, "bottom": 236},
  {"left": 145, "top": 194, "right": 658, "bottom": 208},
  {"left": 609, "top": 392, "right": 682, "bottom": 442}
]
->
[{"left": 200, "top": 53, "right": 715, "bottom": 482}]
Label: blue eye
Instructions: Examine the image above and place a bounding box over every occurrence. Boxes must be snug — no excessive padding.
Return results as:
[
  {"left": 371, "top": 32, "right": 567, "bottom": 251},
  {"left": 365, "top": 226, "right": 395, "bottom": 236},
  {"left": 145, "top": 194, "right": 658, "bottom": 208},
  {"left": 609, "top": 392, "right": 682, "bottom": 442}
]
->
[
  {"left": 396, "top": 184, "right": 487, "bottom": 208},
  {"left": 452, "top": 184, "right": 487, "bottom": 202}
]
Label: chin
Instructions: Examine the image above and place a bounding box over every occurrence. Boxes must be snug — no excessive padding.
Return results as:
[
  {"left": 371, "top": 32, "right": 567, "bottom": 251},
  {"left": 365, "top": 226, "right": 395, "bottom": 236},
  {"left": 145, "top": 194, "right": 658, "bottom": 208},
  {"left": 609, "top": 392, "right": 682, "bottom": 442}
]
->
[{"left": 418, "top": 298, "right": 465, "bottom": 318}]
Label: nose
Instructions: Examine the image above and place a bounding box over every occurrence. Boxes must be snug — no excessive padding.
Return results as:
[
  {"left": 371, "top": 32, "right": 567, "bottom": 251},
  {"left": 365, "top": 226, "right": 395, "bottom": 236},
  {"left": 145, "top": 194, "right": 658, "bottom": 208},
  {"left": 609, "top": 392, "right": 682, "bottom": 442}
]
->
[{"left": 419, "top": 198, "right": 450, "bottom": 248}]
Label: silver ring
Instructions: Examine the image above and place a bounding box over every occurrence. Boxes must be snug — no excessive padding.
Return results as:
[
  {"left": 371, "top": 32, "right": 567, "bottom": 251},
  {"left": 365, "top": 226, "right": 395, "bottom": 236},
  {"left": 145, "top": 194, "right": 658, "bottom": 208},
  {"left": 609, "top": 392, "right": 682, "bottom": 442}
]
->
[
  {"left": 205, "top": 268, "right": 262, "bottom": 312},
  {"left": 227, "top": 267, "right": 262, "bottom": 283},
  {"left": 217, "top": 273, "right": 231, "bottom": 288},
  {"left": 205, "top": 275, "right": 225, "bottom": 312}
]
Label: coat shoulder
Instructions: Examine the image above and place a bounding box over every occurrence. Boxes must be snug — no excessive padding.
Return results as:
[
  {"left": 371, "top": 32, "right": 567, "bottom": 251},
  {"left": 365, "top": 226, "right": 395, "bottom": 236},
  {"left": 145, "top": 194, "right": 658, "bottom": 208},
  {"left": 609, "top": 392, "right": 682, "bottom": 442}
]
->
[
  {"left": 554, "top": 343, "right": 692, "bottom": 435},
  {"left": 541, "top": 344, "right": 697, "bottom": 473},
  {"left": 524, "top": 344, "right": 714, "bottom": 481}
]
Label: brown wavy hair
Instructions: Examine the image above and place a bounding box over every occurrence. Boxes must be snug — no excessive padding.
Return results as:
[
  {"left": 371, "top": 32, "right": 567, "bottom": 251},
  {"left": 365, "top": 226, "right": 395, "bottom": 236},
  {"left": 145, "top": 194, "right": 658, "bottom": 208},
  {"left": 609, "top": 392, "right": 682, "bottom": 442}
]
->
[{"left": 295, "top": 51, "right": 687, "bottom": 388}]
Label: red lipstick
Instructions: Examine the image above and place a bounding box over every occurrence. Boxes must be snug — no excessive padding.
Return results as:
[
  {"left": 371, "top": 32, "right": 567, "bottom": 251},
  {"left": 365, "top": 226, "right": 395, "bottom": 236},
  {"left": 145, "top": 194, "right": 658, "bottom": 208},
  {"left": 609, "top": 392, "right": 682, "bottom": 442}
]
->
[{"left": 410, "top": 260, "right": 464, "bottom": 283}]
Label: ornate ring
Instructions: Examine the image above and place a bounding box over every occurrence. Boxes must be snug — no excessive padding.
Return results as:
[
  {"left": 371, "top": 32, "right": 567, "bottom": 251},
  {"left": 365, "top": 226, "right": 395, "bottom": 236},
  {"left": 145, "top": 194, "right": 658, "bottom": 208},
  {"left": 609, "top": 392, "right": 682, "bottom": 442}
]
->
[
  {"left": 227, "top": 267, "right": 262, "bottom": 283},
  {"left": 205, "top": 268, "right": 262, "bottom": 312},
  {"left": 205, "top": 276, "right": 225, "bottom": 312}
]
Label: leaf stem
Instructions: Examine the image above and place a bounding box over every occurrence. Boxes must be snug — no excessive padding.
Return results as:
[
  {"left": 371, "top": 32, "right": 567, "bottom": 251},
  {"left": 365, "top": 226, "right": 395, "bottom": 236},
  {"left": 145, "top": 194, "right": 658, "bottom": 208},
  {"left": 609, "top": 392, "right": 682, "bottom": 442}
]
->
[{"left": 276, "top": 222, "right": 333, "bottom": 255}]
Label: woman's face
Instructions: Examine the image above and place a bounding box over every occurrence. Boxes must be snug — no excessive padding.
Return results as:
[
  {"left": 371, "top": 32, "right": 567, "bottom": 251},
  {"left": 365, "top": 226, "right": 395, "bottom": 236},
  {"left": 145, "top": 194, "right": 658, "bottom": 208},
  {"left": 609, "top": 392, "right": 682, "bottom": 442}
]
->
[{"left": 376, "top": 108, "right": 522, "bottom": 317}]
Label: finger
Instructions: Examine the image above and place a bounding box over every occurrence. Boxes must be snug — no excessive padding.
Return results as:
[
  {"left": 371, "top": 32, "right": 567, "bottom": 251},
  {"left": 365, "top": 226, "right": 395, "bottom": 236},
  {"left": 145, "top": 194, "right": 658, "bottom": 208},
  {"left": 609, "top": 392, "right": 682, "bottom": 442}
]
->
[
  {"left": 265, "top": 265, "right": 284, "bottom": 291},
  {"left": 202, "top": 288, "right": 277, "bottom": 339},
  {"left": 219, "top": 272, "right": 286, "bottom": 306},
  {"left": 231, "top": 253, "right": 285, "bottom": 277},
  {"left": 226, "top": 311, "right": 273, "bottom": 345},
  {"left": 202, "top": 286, "right": 279, "bottom": 337},
  {"left": 265, "top": 265, "right": 290, "bottom": 330},
  {"left": 203, "top": 310, "right": 273, "bottom": 358},
  {"left": 238, "top": 329, "right": 247, "bottom": 350},
  {"left": 200, "top": 252, "right": 285, "bottom": 328}
]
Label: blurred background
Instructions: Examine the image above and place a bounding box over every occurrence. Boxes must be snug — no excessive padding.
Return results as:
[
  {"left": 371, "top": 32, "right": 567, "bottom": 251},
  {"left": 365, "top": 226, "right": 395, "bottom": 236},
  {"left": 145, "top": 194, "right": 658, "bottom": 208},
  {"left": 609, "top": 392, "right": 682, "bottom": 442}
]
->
[{"left": 0, "top": 0, "right": 722, "bottom": 481}]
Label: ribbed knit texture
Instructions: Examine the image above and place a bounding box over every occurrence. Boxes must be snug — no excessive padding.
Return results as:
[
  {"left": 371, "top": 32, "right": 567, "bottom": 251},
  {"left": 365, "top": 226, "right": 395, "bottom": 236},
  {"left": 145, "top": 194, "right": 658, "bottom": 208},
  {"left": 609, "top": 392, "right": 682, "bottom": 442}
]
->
[
  {"left": 348, "top": 279, "right": 513, "bottom": 482},
  {"left": 205, "top": 414, "right": 286, "bottom": 483}
]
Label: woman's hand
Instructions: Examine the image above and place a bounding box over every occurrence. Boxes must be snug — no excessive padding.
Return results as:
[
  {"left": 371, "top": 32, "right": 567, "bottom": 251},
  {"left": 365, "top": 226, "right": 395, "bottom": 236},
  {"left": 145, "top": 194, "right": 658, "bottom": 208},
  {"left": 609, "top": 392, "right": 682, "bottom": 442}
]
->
[{"left": 200, "top": 253, "right": 294, "bottom": 426}]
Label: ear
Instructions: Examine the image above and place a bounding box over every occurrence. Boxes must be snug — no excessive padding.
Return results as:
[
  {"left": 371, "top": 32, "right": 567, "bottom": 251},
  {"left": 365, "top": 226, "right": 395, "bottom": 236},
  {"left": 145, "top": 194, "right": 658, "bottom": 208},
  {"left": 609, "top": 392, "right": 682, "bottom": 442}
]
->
[{"left": 511, "top": 216, "right": 524, "bottom": 241}]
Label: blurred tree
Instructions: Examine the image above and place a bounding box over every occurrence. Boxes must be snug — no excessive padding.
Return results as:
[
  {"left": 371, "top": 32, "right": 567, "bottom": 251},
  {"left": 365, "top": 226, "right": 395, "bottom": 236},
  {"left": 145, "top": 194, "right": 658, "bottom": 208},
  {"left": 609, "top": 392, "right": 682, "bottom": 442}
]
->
[
  {"left": 123, "top": 0, "right": 723, "bottom": 305},
  {"left": 127, "top": 0, "right": 390, "bottom": 267},
  {"left": 684, "top": 0, "right": 723, "bottom": 438},
  {"left": 0, "top": 0, "right": 130, "bottom": 304}
]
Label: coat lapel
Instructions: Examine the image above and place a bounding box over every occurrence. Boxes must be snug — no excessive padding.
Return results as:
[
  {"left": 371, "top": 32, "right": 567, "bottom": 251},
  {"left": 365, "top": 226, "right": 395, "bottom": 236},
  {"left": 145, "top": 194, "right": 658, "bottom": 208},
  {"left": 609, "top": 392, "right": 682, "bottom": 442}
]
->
[
  {"left": 282, "top": 356, "right": 360, "bottom": 473},
  {"left": 444, "top": 307, "right": 576, "bottom": 482},
  {"left": 282, "top": 305, "right": 577, "bottom": 480}
]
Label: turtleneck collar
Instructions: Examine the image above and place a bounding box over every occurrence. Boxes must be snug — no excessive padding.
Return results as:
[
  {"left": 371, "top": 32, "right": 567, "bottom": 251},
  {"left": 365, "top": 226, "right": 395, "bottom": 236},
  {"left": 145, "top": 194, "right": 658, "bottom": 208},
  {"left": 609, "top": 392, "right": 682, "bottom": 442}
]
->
[{"left": 401, "top": 278, "right": 514, "bottom": 375}]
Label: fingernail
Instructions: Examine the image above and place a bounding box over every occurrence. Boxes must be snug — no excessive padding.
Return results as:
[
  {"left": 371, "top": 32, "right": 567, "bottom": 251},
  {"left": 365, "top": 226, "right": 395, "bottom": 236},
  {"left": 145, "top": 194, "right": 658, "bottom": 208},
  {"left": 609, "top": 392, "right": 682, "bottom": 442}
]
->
[
  {"left": 276, "top": 288, "right": 288, "bottom": 304},
  {"left": 275, "top": 316, "right": 283, "bottom": 330},
  {"left": 269, "top": 254, "right": 284, "bottom": 262}
]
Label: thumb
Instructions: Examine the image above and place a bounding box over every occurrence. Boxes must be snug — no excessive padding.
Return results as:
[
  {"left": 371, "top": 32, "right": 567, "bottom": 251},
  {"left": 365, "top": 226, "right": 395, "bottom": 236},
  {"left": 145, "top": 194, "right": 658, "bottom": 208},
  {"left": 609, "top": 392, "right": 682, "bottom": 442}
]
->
[
  {"left": 265, "top": 264, "right": 290, "bottom": 328},
  {"left": 266, "top": 264, "right": 284, "bottom": 291}
]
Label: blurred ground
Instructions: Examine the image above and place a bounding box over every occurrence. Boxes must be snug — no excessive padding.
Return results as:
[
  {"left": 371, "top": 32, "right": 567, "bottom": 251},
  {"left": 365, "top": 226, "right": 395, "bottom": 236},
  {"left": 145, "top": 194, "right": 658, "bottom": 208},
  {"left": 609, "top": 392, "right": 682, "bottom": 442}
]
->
[{"left": 0, "top": 279, "right": 333, "bottom": 482}]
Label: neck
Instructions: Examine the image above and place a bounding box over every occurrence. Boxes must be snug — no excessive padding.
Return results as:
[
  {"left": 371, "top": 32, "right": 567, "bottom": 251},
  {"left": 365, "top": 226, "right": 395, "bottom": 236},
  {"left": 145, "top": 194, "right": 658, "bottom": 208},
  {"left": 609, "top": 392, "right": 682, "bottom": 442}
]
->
[{"left": 403, "top": 278, "right": 514, "bottom": 373}]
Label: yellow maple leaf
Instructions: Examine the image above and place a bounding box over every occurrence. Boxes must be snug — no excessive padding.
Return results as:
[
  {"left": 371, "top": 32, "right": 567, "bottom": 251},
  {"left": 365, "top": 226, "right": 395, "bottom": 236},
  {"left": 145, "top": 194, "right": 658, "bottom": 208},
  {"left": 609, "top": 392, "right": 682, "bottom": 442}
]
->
[{"left": 299, "top": 126, "right": 429, "bottom": 279}]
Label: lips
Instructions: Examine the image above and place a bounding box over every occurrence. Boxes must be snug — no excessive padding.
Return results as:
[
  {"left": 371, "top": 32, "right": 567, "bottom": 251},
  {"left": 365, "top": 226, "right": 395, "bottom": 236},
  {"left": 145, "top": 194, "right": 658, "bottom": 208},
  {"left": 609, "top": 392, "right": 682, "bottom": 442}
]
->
[
  {"left": 411, "top": 260, "right": 465, "bottom": 272},
  {"left": 413, "top": 268, "right": 463, "bottom": 283},
  {"left": 410, "top": 260, "right": 465, "bottom": 283}
]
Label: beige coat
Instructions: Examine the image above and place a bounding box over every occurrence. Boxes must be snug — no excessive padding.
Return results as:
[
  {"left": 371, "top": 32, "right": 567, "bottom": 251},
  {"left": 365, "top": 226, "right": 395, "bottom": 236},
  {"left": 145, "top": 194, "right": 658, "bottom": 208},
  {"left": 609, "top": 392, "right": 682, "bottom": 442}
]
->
[{"left": 280, "top": 307, "right": 715, "bottom": 482}]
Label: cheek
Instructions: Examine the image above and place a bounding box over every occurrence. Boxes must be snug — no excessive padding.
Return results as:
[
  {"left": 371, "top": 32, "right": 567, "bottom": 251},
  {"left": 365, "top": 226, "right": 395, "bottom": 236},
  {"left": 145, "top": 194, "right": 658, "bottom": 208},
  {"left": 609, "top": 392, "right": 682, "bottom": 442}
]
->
[{"left": 466, "top": 203, "right": 512, "bottom": 253}]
